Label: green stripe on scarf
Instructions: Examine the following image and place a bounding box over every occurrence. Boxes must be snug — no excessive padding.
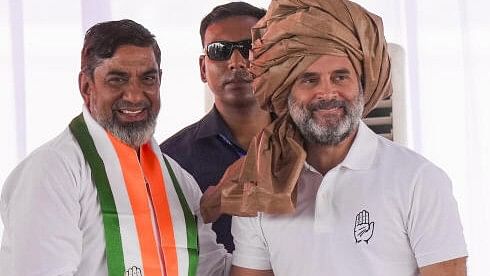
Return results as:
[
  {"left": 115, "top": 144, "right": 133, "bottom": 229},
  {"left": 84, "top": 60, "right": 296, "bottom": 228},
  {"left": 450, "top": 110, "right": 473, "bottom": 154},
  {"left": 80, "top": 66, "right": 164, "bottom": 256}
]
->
[
  {"left": 69, "top": 114, "right": 125, "bottom": 275},
  {"left": 162, "top": 155, "right": 199, "bottom": 276}
]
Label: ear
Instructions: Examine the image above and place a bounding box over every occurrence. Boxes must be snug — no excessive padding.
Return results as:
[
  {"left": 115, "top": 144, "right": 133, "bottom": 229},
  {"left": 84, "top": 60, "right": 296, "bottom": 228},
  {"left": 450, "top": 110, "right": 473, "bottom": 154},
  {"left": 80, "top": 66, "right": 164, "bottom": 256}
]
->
[
  {"left": 78, "top": 71, "right": 93, "bottom": 107},
  {"left": 199, "top": 55, "right": 207, "bottom": 83},
  {"left": 158, "top": 68, "right": 163, "bottom": 86}
]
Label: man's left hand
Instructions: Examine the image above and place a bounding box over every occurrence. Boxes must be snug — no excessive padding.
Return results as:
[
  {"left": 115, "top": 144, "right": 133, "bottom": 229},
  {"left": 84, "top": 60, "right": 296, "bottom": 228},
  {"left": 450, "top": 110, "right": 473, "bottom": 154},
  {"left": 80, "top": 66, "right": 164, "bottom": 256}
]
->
[{"left": 200, "top": 185, "right": 222, "bottom": 223}]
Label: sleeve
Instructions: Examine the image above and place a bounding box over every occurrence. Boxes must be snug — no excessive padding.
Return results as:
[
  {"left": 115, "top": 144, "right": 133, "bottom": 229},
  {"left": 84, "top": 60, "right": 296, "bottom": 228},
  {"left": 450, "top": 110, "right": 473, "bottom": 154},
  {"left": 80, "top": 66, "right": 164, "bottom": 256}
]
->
[
  {"left": 407, "top": 162, "right": 468, "bottom": 267},
  {"left": 163, "top": 156, "right": 232, "bottom": 276},
  {"left": 231, "top": 215, "right": 272, "bottom": 270},
  {"left": 0, "top": 149, "right": 81, "bottom": 275}
]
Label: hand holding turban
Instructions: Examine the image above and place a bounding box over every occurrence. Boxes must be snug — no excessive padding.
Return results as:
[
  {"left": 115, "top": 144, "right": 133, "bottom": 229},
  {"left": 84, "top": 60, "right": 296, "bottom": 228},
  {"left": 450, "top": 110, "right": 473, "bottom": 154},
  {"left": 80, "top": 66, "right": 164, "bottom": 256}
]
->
[{"left": 218, "top": 0, "right": 392, "bottom": 216}]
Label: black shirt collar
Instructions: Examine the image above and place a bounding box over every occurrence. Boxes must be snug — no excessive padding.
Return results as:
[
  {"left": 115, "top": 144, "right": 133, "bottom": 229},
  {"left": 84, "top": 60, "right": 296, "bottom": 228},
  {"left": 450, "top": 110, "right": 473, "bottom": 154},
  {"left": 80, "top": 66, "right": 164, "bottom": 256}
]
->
[{"left": 196, "top": 105, "right": 235, "bottom": 141}]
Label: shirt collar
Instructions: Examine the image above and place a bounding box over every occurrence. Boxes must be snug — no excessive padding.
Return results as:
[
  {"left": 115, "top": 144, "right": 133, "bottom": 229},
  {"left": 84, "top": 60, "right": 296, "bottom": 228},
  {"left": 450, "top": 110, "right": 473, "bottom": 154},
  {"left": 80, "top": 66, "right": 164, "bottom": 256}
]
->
[
  {"left": 302, "top": 121, "right": 379, "bottom": 174},
  {"left": 195, "top": 105, "right": 235, "bottom": 140},
  {"left": 339, "top": 121, "right": 379, "bottom": 170}
]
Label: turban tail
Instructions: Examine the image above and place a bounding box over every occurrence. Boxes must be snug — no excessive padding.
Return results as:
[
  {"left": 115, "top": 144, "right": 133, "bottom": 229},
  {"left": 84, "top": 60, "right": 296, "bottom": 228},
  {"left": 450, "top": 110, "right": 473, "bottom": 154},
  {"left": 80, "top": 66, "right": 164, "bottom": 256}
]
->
[{"left": 219, "top": 0, "right": 392, "bottom": 216}]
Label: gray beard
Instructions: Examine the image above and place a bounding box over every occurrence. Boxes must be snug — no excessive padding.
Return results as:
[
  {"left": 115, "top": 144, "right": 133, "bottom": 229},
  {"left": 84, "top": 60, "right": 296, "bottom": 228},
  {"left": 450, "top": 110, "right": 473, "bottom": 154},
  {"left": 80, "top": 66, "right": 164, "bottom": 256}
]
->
[
  {"left": 288, "top": 93, "right": 364, "bottom": 146},
  {"left": 93, "top": 105, "right": 157, "bottom": 148},
  {"left": 101, "top": 117, "right": 156, "bottom": 148}
]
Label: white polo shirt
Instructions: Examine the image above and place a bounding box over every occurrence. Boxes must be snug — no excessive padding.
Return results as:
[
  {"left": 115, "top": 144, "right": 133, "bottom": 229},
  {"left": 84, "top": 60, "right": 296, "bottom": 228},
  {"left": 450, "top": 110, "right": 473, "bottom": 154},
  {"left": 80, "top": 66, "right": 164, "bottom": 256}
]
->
[{"left": 232, "top": 122, "right": 467, "bottom": 276}]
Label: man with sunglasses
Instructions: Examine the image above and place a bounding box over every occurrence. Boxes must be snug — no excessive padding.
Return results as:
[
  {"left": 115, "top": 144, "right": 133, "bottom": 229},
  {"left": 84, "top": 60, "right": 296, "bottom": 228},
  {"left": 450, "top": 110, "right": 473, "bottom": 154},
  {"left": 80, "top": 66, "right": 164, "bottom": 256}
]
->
[
  {"left": 216, "top": 0, "right": 467, "bottom": 275},
  {"left": 160, "top": 2, "right": 268, "bottom": 253}
]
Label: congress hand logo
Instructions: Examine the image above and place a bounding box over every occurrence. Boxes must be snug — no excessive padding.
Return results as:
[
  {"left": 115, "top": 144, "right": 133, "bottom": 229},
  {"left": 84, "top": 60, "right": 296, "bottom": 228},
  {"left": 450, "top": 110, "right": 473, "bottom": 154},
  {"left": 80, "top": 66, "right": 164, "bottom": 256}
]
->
[
  {"left": 354, "top": 210, "right": 374, "bottom": 244},
  {"left": 126, "top": 266, "right": 143, "bottom": 276}
]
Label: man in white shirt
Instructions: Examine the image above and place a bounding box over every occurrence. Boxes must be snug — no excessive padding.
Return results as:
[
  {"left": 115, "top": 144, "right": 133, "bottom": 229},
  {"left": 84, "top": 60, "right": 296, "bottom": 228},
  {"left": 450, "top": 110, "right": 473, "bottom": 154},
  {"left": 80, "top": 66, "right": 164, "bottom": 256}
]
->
[
  {"left": 207, "top": 0, "right": 467, "bottom": 275},
  {"left": 0, "top": 19, "right": 230, "bottom": 275}
]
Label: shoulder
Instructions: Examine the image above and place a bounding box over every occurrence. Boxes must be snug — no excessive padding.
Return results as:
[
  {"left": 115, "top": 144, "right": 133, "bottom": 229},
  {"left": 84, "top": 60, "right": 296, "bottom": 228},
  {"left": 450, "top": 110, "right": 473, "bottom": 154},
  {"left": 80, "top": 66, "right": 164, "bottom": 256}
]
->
[
  {"left": 159, "top": 115, "right": 219, "bottom": 178},
  {"left": 8, "top": 128, "right": 84, "bottom": 178},
  {"left": 1, "top": 129, "right": 86, "bottom": 205},
  {"left": 160, "top": 120, "right": 203, "bottom": 152},
  {"left": 373, "top": 137, "right": 453, "bottom": 196},
  {"left": 2, "top": 129, "right": 81, "bottom": 178},
  {"left": 376, "top": 137, "right": 443, "bottom": 173}
]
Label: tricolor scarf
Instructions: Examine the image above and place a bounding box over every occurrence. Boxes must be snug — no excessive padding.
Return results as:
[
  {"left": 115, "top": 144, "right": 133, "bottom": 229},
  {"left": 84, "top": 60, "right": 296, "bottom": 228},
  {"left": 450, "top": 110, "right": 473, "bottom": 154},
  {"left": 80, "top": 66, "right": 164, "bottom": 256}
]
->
[{"left": 69, "top": 109, "right": 198, "bottom": 276}]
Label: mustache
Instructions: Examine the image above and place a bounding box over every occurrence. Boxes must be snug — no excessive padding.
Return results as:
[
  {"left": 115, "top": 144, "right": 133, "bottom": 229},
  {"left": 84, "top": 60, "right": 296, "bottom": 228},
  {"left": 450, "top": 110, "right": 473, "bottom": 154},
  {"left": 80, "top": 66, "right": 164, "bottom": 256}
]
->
[
  {"left": 112, "top": 100, "right": 151, "bottom": 110},
  {"left": 308, "top": 99, "right": 346, "bottom": 112},
  {"left": 223, "top": 69, "right": 253, "bottom": 84}
]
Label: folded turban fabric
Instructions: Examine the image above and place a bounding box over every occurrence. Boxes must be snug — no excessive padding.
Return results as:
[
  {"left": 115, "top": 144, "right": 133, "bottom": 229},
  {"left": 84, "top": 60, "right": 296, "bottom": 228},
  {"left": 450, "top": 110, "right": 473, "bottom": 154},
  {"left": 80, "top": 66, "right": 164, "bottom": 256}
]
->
[{"left": 219, "top": 0, "right": 392, "bottom": 216}]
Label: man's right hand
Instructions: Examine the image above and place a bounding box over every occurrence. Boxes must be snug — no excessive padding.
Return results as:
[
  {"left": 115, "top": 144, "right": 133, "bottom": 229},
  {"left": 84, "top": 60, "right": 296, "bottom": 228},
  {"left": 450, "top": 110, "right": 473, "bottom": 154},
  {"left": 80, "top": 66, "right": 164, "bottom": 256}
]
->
[{"left": 200, "top": 185, "right": 222, "bottom": 223}]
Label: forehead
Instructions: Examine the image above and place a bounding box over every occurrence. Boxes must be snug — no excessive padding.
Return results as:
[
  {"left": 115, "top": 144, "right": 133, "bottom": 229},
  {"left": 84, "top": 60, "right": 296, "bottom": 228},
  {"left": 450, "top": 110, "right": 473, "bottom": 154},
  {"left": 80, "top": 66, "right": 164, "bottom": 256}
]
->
[
  {"left": 97, "top": 45, "right": 158, "bottom": 72},
  {"left": 303, "top": 55, "right": 356, "bottom": 74},
  {"left": 204, "top": 15, "right": 259, "bottom": 45}
]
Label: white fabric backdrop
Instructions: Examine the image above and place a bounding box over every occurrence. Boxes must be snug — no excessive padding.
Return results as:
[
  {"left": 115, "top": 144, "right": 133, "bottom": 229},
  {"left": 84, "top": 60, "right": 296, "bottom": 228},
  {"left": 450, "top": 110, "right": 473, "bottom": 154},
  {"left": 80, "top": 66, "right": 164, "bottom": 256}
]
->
[{"left": 1, "top": 0, "right": 488, "bottom": 274}]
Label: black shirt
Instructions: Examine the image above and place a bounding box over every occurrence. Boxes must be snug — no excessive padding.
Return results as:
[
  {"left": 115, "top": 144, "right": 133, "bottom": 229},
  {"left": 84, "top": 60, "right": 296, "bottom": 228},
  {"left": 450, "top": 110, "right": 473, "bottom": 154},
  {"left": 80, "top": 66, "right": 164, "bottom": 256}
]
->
[{"left": 160, "top": 106, "right": 245, "bottom": 252}]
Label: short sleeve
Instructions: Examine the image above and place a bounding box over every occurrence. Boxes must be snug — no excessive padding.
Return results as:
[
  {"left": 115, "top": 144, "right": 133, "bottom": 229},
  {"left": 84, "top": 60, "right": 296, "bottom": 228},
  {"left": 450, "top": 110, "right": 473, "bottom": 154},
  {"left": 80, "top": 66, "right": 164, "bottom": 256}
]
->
[
  {"left": 231, "top": 215, "right": 272, "bottom": 270},
  {"left": 407, "top": 163, "right": 468, "bottom": 267}
]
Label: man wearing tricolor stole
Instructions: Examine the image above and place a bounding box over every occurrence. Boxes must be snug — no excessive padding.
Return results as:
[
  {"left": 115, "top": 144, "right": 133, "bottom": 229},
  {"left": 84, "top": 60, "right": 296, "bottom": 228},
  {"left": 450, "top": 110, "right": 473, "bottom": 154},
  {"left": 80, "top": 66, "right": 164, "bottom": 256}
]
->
[{"left": 0, "top": 19, "right": 231, "bottom": 275}]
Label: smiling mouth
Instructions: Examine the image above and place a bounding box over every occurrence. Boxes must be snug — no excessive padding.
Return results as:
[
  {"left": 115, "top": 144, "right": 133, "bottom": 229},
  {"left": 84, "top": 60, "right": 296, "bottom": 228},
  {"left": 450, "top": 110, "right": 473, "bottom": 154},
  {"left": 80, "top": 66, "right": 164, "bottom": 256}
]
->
[
  {"left": 312, "top": 106, "right": 345, "bottom": 119},
  {"left": 314, "top": 106, "right": 344, "bottom": 112},
  {"left": 120, "top": 109, "right": 144, "bottom": 114},
  {"left": 116, "top": 108, "right": 148, "bottom": 122}
]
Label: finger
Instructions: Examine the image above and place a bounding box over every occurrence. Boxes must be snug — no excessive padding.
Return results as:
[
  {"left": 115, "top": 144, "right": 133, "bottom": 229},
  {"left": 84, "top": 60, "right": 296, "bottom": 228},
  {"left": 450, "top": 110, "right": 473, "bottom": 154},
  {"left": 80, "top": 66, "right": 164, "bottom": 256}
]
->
[
  {"left": 201, "top": 186, "right": 220, "bottom": 207},
  {"left": 201, "top": 186, "right": 223, "bottom": 223},
  {"left": 205, "top": 185, "right": 218, "bottom": 195},
  {"left": 355, "top": 213, "right": 360, "bottom": 225},
  {"left": 363, "top": 210, "right": 368, "bottom": 224},
  {"left": 366, "top": 210, "right": 369, "bottom": 223}
]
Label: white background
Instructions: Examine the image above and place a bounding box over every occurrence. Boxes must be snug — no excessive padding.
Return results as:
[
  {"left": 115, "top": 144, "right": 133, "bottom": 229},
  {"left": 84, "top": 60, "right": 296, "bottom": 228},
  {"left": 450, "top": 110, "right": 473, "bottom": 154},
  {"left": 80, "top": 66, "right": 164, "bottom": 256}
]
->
[{"left": 1, "top": 0, "right": 489, "bottom": 274}]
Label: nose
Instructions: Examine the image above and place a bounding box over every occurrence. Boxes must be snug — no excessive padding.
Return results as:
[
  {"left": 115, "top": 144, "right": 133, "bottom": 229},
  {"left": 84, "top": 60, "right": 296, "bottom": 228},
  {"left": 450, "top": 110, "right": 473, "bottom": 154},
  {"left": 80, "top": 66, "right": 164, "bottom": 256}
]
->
[
  {"left": 228, "top": 49, "right": 248, "bottom": 70},
  {"left": 314, "top": 79, "right": 338, "bottom": 100},
  {"left": 122, "top": 80, "right": 146, "bottom": 103}
]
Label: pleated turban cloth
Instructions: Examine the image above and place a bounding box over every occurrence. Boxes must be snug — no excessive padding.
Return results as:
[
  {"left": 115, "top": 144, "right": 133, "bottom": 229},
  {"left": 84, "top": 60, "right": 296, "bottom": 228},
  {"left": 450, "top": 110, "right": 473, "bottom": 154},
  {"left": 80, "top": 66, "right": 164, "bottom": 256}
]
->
[{"left": 219, "top": 0, "right": 392, "bottom": 216}]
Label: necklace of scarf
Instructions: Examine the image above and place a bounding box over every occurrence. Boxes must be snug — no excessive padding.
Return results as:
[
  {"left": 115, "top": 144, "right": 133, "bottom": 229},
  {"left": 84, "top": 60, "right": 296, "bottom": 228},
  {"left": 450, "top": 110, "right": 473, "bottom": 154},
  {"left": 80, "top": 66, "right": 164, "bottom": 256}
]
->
[{"left": 69, "top": 112, "right": 198, "bottom": 276}]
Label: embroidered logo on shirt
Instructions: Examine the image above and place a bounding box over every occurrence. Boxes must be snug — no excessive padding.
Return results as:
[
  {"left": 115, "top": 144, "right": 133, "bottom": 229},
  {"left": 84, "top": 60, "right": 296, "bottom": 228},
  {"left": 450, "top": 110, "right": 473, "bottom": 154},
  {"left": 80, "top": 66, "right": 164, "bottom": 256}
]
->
[
  {"left": 354, "top": 210, "right": 375, "bottom": 244},
  {"left": 126, "top": 266, "right": 143, "bottom": 276}
]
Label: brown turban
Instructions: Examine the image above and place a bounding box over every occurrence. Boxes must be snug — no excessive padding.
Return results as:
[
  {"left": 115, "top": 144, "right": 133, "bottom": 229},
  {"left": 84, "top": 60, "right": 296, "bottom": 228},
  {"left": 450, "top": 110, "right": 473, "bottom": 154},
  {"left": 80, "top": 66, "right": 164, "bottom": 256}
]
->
[{"left": 218, "top": 0, "right": 392, "bottom": 216}]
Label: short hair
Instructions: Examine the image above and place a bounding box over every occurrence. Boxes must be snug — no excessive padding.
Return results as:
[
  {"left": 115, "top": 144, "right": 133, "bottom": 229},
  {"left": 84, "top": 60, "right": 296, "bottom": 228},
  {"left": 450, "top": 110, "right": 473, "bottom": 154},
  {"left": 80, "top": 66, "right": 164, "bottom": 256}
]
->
[
  {"left": 200, "top": 2, "right": 266, "bottom": 47},
  {"left": 80, "top": 19, "right": 161, "bottom": 79}
]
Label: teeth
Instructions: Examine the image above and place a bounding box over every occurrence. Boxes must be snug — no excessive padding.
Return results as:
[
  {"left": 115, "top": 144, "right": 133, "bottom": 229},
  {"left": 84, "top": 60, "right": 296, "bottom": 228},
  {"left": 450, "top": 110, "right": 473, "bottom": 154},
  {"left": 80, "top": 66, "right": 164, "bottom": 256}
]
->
[{"left": 121, "top": 109, "right": 143, "bottom": 114}]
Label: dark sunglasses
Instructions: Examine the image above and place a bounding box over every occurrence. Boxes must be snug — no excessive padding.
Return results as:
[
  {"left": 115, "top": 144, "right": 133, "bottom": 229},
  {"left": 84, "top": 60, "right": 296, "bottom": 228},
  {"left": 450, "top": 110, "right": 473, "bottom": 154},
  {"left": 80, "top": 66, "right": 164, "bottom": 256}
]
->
[{"left": 205, "top": 39, "right": 252, "bottom": 61}]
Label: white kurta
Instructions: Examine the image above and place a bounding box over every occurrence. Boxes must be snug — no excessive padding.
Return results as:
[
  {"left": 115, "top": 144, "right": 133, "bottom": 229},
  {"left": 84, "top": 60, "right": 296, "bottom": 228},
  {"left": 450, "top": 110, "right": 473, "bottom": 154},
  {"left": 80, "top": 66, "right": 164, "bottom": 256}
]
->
[{"left": 0, "top": 108, "right": 231, "bottom": 276}]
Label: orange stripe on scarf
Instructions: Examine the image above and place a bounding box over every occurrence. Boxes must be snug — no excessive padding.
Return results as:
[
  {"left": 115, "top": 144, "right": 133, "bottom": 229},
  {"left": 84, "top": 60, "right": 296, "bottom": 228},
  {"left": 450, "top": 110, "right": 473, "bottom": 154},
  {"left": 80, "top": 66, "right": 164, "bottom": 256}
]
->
[
  {"left": 141, "top": 144, "right": 179, "bottom": 276},
  {"left": 108, "top": 134, "right": 163, "bottom": 276}
]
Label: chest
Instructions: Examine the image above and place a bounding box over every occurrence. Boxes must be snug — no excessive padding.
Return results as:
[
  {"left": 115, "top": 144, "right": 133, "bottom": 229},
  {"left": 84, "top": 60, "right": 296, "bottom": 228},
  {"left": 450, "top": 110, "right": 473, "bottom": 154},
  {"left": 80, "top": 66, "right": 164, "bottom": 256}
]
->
[{"left": 258, "top": 169, "right": 418, "bottom": 275}]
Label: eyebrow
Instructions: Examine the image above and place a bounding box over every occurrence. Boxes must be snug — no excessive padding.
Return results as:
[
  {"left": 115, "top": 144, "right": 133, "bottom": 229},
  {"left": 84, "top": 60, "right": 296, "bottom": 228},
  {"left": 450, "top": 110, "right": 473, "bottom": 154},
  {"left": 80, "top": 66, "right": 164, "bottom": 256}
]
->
[
  {"left": 299, "top": 68, "right": 352, "bottom": 77},
  {"left": 106, "top": 68, "right": 159, "bottom": 76},
  {"left": 332, "top": 68, "right": 352, "bottom": 75},
  {"left": 106, "top": 70, "right": 128, "bottom": 77},
  {"left": 142, "top": 68, "right": 159, "bottom": 75},
  {"left": 297, "top": 72, "right": 319, "bottom": 79}
]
